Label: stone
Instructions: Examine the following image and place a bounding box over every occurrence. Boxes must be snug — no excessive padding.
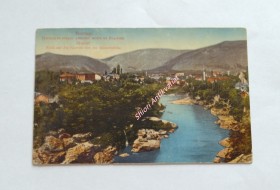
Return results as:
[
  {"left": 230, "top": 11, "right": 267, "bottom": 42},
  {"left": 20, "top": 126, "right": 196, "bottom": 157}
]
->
[
  {"left": 32, "top": 150, "right": 44, "bottom": 165},
  {"left": 41, "top": 136, "right": 64, "bottom": 152},
  {"left": 58, "top": 128, "right": 66, "bottom": 134},
  {"left": 171, "top": 98, "right": 194, "bottom": 105},
  {"left": 47, "top": 130, "right": 58, "bottom": 138},
  {"left": 213, "top": 156, "right": 221, "bottom": 163},
  {"left": 132, "top": 139, "right": 160, "bottom": 152},
  {"left": 169, "top": 129, "right": 175, "bottom": 133},
  {"left": 119, "top": 153, "right": 129, "bottom": 158},
  {"left": 62, "top": 142, "right": 99, "bottom": 164},
  {"left": 137, "top": 129, "right": 146, "bottom": 137},
  {"left": 217, "top": 115, "right": 238, "bottom": 130},
  {"left": 147, "top": 117, "right": 178, "bottom": 128},
  {"left": 62, "top": 137, "right": 76, "bottom": 149},
  {"left": 49, "top": 151, "right": 66, "bottom": 163},
  {"left": 93, "top": 146, "right": 117, "bottom": 164},
  {"left": 33, "top": 149, "right": 66, "bottom": 164},
  {"left": 219, "top": 137, "right": 232, "bottom": 148},
  {"left": 158, "top": 129, "right": 167, "bottom": 135},
  {"left": 217, "top": 148, "right": 233, "bottom": 159},
  {"left": 72, "top": 132, "right": 93, "bottom": 142},
  {"left": 228, "top": 154, "right": 252, "bottom": 164},
  {"left": 59, "top": 133, "right": 71, "bottom": 139},
  {"left": 211, "top": 107, "right": 229, "bottom": 116}
]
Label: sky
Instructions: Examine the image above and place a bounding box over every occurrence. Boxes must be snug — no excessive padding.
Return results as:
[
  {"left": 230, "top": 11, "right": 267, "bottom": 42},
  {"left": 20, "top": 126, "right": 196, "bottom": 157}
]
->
[{"left": 36, "top": 28, "right": 246, "bottom": 59}]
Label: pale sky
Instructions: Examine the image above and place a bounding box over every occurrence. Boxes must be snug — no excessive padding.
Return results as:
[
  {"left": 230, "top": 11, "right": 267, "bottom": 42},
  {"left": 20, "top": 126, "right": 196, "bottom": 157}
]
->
[{"left": 36, "top": 28, "right": 246, "bottom": 59}]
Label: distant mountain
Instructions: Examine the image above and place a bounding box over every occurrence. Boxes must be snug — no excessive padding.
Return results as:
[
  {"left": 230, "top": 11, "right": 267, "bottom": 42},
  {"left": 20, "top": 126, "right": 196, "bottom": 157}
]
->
[
  {"left": 36, "top": 53, "right": 109, "bottom": 73},
  {"left": 102, "top": 49, "right": 189, "bottom": 72},
  {"left": 154, "top": 41, "right": 248, "bottom": 72},
  {"left": 36, "top": 41, "right": 248, "bottom": 74}
]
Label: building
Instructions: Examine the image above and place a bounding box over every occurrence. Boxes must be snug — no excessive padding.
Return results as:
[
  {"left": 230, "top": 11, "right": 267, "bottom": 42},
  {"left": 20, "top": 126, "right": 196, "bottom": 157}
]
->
[
  {"left": 59, "top": 72, "right": 76, "bottom": 83},
  {"left": 207, "top": 76, "right": 229, "bottom": 83},
  {"left": 149, "top": 74, "right": 161, "bottom": 80},
  {"left": 103, "top": 73, "right": 120, "bottom": 81},
  {"left": 59, "top": 72, "right": 101, "bottom": 83},
  {"left": 175, "top": 72, "right": 185, "bottom": 77},
  {"left": 235, "top": 82, "right": 249, "bottom": 92},
  {"left": 203, "top": 70, "right": 206, "bottom": 81},
  {"left": 211, "top": 71, "right": 223, "bottom": 77}
]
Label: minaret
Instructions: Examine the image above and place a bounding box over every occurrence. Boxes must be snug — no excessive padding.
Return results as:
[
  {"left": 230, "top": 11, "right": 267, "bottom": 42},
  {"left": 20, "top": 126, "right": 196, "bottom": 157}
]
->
[{"left": 203, "top": 65, "right": 206, "bottom": 81}]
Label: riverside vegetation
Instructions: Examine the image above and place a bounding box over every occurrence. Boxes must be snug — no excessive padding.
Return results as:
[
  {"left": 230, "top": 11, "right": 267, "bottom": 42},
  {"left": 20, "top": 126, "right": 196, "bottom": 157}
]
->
[
  {"left": 33, "top": 71, "right": 251, "bottom": 164},
  {"left": 33, "top": 71, "right": 176, "bottom": 164},
  {"left": 171, "top": 74, "right": 252, "bottom": 163}
]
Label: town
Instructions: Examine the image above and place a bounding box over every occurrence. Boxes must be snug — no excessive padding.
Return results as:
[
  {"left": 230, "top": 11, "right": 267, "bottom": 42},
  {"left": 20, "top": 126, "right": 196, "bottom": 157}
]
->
[{"left": 35, "top": 64, "right": 249, "bottom": 105}]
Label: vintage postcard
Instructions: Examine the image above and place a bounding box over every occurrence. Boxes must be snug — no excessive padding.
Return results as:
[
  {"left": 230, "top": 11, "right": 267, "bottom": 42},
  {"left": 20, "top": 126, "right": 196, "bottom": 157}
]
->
[{"left": 33, "top": 28, "right": 252, "bottom": 164}]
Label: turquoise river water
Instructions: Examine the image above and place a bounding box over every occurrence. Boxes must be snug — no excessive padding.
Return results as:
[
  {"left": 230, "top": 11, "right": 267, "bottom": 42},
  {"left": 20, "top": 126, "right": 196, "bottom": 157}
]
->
[{"left": 114, "top": 95, "right": 228, "bottom": 163}]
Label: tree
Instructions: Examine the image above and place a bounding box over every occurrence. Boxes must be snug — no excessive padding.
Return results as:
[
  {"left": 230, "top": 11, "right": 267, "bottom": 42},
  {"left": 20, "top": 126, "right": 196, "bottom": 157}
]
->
[
  {"left": 112, "top": 67, "right": 117, "bottom": 74},
  {"left": 116, "top": 64, "right": 121, "bottom": 74}
]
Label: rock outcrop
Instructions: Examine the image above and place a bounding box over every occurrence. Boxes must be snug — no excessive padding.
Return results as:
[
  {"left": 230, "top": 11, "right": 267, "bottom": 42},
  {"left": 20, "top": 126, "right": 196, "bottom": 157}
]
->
[
  {"left": 62, "top": 142, "right": 100, "bottom": 164},
  {"left": 147, "top": 117, "right": 178, "bottom": 129},
  {"left": 93, "top": 146, "right": 117, "bottom": 164},
  {"left": 119, "top": 153, "right": 129, "bottom": 158},
  {"left": 131, "top": 128, "right": 171, "bottom": 153},
  {"left": 33, "top": 149, "right": 66, "bottom": 165},
  {"left": 213, "top": 156, "right": 222, "bottom": 163},
  {"left": 72, "top": 132, "right": 93, "bottom": 142},
  {"left": 228, "top": 154, "right": 252, "bottom": 164},
  {"left": 216, "top": 148, "right": 233, "bottom": 159},
  {"left": 131, "top": 117, "right": 178, "bottom": 153},
  {"left": 62, "top": 137, "right": 76, "bottom": 149},
  {"left": 211, "top": 107, "right": 229, "bottom": 116},
  {"left": 219, "top": 137, "right": 232, "bottom": 148},
  {"left": 171, "top": 97, "right": 194, "bottom": 105},
  {"left": 132, "top": 138, "right": 160, "bottom": 153},
  {"left": 41, "top": 136, "right": 64, "bottom": 152},
  {"left": 33, "top": 129, "right": 116, "bottom": 165}
]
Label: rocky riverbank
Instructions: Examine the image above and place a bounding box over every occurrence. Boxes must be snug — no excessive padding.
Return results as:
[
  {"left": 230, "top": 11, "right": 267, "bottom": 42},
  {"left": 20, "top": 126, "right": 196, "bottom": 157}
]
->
[
  {"left": 171, "top": 97, "right": 194, "bottom": 105},
  {"left": 172, "top": 95, "right": 252, "bottom": 164},
  {"left": 131, "top": 117, "right": 178, "bottom": 153},
  {"left": 33, "top": 129, "right": 117, "bottom": 165},
  {"left": 210, "top": 106, "right": 252, "bottom": 163}
]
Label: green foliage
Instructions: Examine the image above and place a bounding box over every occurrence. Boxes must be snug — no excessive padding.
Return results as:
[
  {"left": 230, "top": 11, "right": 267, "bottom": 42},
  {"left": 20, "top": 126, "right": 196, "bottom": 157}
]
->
[
  {"left": 35, "top": 71, "right": 60, "bottom": 96},
  {"left": 34, "top": 71, "right": 163, "bottom": 148},
  {"left": 91, "top": 130, "right": 126, "bottom": 149},
  {"left": 226, "top": 113, "right": 252, "bottom": 161},
  {"left": 176, "top": 74, "right": 252, "bottom": 158}
]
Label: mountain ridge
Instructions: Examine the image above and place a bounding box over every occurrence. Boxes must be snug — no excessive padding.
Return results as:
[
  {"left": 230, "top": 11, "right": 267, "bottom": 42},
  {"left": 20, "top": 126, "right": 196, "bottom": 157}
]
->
[
  {"left": 154, "top": 40, "right": 248, "bottom": 72},
  {"left": 101, "top": 48, "right": 190, "bottom": 72},
  {"left": 36, "top": 40, "right": 248, "bottom": 74},
  {"left": 35, "top": 53, "right": 110, "bottom": 74}
]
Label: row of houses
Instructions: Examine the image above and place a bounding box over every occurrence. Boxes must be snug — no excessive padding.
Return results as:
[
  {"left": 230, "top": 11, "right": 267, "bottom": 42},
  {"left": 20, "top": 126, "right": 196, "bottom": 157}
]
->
[
  {"left": 59, "top": 72, "right": 122, "bottom": 83},
  {"left": 59, "top": 72, "right": 102, "bottom": 84}
]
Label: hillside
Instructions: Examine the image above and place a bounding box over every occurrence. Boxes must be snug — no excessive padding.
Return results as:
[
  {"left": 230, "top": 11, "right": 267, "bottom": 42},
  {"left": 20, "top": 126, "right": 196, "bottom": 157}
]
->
[
  {"left": 154, "top": 41, "right": 248, "bottom": 72},
  {"left": 102, "top": 48, "right": 189, "bottom": 72},
  {"left": 36, "top": 53, "right": 109, "bottom": 74}
]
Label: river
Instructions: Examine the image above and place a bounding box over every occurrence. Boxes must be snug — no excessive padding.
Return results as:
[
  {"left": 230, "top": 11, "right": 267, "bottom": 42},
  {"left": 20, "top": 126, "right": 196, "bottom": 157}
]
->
[{"left": 114, "top": 95, "right": 228, "bottom": 163}]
